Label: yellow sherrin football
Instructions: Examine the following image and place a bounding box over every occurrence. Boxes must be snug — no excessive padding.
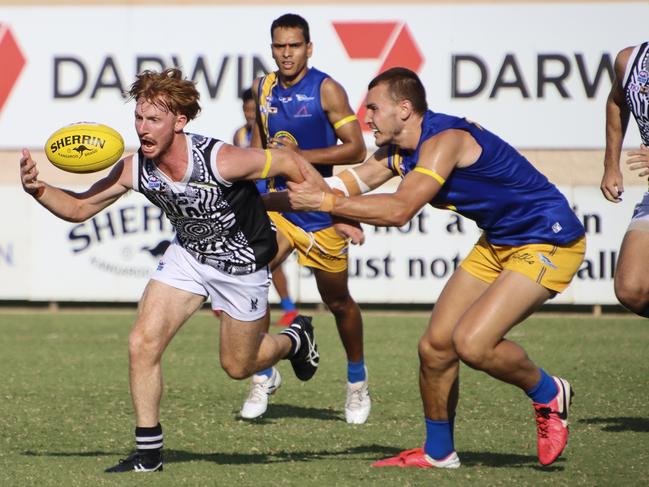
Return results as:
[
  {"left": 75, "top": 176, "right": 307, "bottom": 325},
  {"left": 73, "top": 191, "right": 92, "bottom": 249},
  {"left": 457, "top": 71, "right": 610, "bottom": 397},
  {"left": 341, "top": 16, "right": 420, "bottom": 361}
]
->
[{"left": 44, "top": 122, "right": 124, "bottom": 173}]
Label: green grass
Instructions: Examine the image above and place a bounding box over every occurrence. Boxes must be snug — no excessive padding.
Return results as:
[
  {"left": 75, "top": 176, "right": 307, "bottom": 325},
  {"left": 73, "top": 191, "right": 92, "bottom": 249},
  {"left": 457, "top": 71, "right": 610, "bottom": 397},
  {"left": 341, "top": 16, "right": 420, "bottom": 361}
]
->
[{"left": 0, "top": 310, "right": 648, "bottom": 486}]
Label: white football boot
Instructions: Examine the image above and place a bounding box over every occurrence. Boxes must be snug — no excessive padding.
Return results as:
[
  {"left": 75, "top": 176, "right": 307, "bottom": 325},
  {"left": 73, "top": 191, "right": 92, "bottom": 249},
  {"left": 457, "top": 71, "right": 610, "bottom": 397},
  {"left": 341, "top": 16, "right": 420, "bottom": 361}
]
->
[
  {"left": 240, "top": 367, "right": 282, "bottom": 419},
  {"left": 345, "top": 368, "right": 371, "bottom": 424}
]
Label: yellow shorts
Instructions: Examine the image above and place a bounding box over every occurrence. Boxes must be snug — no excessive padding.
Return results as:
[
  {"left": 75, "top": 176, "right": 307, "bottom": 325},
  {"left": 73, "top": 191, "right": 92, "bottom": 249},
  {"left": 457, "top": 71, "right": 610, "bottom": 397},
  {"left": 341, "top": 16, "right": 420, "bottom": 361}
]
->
[
  {"left": 269, "top": 212, "right": 349, "bottom": 273},
  {"left": 460, "top": 234, "right": 586, "bottom": 292}
]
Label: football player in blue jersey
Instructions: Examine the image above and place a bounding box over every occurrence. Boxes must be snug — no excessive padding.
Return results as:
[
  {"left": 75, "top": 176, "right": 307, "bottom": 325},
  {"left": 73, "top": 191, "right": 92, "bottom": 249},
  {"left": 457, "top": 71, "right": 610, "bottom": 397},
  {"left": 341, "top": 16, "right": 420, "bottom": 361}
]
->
[
  {"left": 240, "top": 13, "right": 371, "bottom": 424},
  {"left": 288, "top": 67, "right": 586, "bottom": 468},
  {"left": 600, "top": 43, "right": 649, "bottom": 317},
  {"left": 232, "top": 87, "right": 300, "bottom": 327}
]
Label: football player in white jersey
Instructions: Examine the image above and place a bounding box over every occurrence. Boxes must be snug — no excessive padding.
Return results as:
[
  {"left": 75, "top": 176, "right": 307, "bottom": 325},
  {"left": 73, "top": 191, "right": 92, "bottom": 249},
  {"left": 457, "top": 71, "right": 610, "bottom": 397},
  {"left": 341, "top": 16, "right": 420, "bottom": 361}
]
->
[
  {"left": 20, "top": 68, "right": 324, "bottom": 473},
  {"left": 601, "top": 42, "right": 649, "bottom": 316}
]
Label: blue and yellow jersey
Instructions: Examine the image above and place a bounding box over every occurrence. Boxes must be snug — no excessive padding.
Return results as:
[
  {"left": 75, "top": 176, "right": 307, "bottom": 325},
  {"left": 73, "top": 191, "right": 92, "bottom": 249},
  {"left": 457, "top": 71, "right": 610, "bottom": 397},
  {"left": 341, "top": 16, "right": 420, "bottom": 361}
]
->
[
  {"left": 233, "top": 125, "right": 252, "bottom": 148},
  {"left": 387, "top": 111, "right": 585, "bottom": 245},
  {"left": 257, "top": 68, "right": 337, "bottom": 232}
]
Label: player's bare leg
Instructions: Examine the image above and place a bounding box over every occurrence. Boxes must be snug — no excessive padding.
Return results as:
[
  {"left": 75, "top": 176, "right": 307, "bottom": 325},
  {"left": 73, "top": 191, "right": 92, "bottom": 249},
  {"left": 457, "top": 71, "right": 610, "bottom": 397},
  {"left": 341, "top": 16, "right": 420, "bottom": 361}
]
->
[
  {"left": 314, "top": 268, "right": 369, "bottom": 424},
  {"left": 219, "top": 310, "right": 293, "bottom": 379},
  {"left": 451, "top": 269, "right": 571, "bottom": 466},
  {"left": 614, "top": 230, "right": 649, "bottom": 317},
  {"left": 129, "top": 280, "right": 205, "bottom": 428},
  {"left": 418, "top": 268, "right": 490, "bottom": 421},
  {"left": 314, "top": 268, "right": 363, "bottom": 362},
  {"left": 272, "top": 266, "right": 299, "bottom": 325},
  {"left": 373, "top": 269, "right": 486, "bottom": 468},
  {"left": 239, "top": 232, "right": 298, "bottom": 419},
  {"left": 451, "top": 269, "right": 550, "bottom": 389},
  {"left": 106, "top": 280, "right": 205, "bottom": 473}
]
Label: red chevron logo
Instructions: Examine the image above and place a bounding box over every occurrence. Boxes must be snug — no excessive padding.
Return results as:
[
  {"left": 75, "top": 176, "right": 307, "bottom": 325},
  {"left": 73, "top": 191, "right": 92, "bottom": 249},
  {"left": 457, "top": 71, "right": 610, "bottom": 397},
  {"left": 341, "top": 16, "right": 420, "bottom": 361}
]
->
[
  {"left": 333, "top": 21, "right": 424, "bottom": 131},
  {"left": 0, "top": 23, "right": 26, "bottom": 115}
]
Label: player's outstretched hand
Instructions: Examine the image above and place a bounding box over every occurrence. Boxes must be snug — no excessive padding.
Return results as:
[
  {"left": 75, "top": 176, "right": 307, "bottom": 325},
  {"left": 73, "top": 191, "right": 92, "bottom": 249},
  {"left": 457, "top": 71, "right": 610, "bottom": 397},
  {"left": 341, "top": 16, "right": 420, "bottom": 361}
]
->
[
  {"left": 20, "top": 149, "right": 45, "bottom": 198},
  {"left": 287, "top": 159, "right": 330, "bottom": 211},
  {"left": 626, "top": 144, "right": 649, "bottom": 178}
]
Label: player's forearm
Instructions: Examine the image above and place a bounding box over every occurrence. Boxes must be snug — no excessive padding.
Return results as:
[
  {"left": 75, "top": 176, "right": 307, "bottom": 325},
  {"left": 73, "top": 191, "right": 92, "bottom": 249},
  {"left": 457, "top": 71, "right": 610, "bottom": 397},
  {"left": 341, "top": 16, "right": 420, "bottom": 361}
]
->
[
  {"left": 300, "top": 142, "right": 366, "bottom": 166},
  {"left": 261, "top": 191, "right": 291, "bottom": 212},
  {"left": 31, "top": 184, "right": 91, "bottom": 222},
  {"left": 604, "top": 99, "right": 629, "bottom": 169},
  {"left": 328, "top": 193, "right": 415, "bottom": 227}
]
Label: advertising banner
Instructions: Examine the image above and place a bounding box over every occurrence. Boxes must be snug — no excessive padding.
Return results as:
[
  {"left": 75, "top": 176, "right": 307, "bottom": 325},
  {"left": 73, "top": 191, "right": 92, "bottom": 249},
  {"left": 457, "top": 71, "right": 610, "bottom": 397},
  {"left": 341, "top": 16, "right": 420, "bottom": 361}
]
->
[
  {"left": 0, "top": 2, "right": 647, "bottom": 150},
  {"left": 2, "top": 185, "right": 642, "bottom": 305}
]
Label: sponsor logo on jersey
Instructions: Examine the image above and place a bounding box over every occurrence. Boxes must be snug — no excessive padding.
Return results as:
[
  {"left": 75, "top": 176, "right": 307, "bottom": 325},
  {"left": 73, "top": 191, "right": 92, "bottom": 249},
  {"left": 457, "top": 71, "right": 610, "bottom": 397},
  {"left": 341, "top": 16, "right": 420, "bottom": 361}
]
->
[
  {"left": 147, "top": 176, "right": 162, "bottom": 191},
  {"left": 638, "top": 70, "right": 649, "bottom": 85},
  {"left": 188, "top": 181, "right": 220, "bottom": 190},
  {"left": 512, "top": 252, "right": 535, "bottom": 265},
  {"left": 538, "top": 253, "right": 558, "bottom": 270},
  {"left": 552, "top": 222, "right": 563, "bottom": 233},
  {"left": 296, "top": 94, "right": 314, "bottom": 102},
  {"left": 279, "top": 96, "right": 292, "bottom": 103},
  {"left": 294, "top": 105, "right": 311, "bottom": 118},
  {"left": 272, "top": 130, "right": 298, "bottom": 145}
]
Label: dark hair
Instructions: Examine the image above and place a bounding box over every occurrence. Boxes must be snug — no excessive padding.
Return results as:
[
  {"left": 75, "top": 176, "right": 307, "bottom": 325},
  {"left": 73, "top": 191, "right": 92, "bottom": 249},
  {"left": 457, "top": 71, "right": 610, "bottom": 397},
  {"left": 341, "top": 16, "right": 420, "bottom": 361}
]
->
[
  {"left": 271, "top": 13, "right": 310, "bottom": 43},
  {"left": 128, "top": 68, "right": 201, "bottom": 121},
  {"left": 241, "top": 88, "right": 254, "bottom": 103},
  {"left": 368, "top": 67, "right": 428, "bottom": 115}
]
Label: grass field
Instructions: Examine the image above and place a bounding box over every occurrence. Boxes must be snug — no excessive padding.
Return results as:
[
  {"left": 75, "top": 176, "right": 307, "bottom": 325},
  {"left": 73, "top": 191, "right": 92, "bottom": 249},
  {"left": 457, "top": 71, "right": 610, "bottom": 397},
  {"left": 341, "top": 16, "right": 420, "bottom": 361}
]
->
[{"left": 1, "top": 310, "right": 648, "bottom": 486}]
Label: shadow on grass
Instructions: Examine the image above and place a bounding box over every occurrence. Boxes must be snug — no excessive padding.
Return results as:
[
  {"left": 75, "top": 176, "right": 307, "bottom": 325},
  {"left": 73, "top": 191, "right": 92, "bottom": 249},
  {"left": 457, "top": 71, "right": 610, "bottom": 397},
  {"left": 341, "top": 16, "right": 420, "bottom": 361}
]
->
[
  {"left": 578, "top": 416, "right": 649, "bottom": 432},
  {"left": 237, "top": 403, "right": 342, "bottom": 422},
  {"left": 459, "top": 451, "right": 563, "bottom": 471},
  {"left": 24, "top": 445, "right": 554, "bottom": 470}
]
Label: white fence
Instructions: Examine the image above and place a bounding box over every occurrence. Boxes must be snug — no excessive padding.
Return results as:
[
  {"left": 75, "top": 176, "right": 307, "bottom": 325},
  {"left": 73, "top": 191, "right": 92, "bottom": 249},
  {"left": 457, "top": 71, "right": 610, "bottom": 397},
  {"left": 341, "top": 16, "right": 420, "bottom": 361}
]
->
[{"left": 1, "top": 184, "right": 640, "bottom": 305}]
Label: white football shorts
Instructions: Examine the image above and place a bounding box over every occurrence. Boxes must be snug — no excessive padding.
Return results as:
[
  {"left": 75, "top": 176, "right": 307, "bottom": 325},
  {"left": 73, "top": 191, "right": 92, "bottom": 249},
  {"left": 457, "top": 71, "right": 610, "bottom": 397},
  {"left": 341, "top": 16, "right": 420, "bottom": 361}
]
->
[
  {"left": 151, "top": 241, "right": 271, "bottom": 321},
  {"left": 628, "top": 192, "right": 649, "bottom": 232}
]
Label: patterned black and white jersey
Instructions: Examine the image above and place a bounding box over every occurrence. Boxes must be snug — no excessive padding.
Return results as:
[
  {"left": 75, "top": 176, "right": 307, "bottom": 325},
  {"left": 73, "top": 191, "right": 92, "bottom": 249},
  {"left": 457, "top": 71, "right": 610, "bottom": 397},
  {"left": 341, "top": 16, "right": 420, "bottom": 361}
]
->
[
  {"left": 623, "top": 41, "right": 649, "bottom": 145},
  {"left": 132, "top": 133, "right": 277, "bottom": 275}
]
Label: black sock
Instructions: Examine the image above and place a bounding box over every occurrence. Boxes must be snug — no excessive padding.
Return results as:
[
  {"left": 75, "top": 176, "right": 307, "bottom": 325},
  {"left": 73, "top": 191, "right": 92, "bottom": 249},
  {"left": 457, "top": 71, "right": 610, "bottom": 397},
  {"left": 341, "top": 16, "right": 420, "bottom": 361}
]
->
[{"left": 135, "top": 423, "right": 163, "bottom": 458}]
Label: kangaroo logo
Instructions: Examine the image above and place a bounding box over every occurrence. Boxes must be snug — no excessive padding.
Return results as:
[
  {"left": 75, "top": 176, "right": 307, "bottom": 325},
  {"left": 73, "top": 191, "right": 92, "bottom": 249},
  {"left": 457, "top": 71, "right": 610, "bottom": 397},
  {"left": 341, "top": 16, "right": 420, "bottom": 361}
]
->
[
  {"left": 73, "top": 145, "right": 91, "bottom": 157},
  {"left": 141, "top": 240, "right": 171, "bottom": 258}
]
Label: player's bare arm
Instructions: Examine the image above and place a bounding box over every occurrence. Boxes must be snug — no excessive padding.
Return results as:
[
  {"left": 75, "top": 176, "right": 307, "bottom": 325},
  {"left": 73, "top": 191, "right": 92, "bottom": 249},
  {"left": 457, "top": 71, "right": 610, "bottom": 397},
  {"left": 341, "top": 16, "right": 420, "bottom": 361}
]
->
[
  {"left": 216, "top": 143, "right": 330, "bottom": 191},
  {"left": 286, "top": 145, "right": 392, "bottom": 210},
  {"left": 20, "top": 149, "right": 133, "bottom": 222},
  {"left": 601, "top": 47, "right": 633, "bottom": 202},
  {"left": 269, "top": 78, "right": 366, "bottom": 165},
  {"left": 289, "top": 130, "right": 476, "bottom": 226}
]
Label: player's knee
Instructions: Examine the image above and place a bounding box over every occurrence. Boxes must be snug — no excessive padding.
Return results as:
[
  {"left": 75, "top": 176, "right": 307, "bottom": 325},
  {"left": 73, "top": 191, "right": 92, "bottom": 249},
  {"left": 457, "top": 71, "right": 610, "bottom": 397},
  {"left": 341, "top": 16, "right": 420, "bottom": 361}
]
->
[
  {"left": 452, "top": 333, "right": 488, "bottom": 370},
  {"left": 418, "top": 334, "right": 455, "bottom": 371},
  {"left": 323, "top": 293, "right": 355, "bottom": 316},
  {"left": 614, "top": 278, "right": 649, "bottom": 317},
  {"left": 128, "top": 327, "right": 162, "bottom": 363},
  {"left": 220, "top": 356, "right": 255, "bottom": 380}
]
